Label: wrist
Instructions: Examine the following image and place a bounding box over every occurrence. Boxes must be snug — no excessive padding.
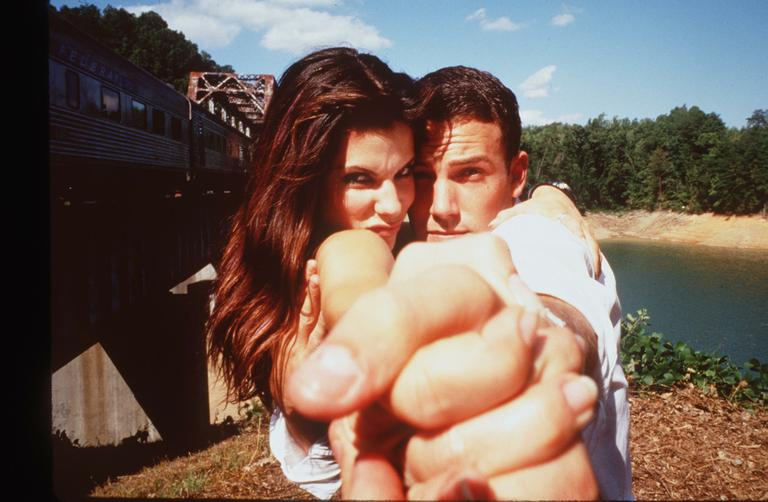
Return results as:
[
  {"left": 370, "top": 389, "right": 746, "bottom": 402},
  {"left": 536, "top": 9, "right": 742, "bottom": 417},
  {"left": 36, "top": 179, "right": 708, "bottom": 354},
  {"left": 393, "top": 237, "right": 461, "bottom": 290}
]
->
[{"left": 528, "top": 181, "right": 578, "bottom": 208}]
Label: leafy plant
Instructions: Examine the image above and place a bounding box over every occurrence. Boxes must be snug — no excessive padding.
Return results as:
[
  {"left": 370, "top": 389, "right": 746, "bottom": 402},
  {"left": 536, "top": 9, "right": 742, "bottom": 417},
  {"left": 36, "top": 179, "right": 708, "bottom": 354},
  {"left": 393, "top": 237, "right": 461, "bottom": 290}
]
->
[{"left": 620, "top": 309, "right": 767, "bottom": 407}]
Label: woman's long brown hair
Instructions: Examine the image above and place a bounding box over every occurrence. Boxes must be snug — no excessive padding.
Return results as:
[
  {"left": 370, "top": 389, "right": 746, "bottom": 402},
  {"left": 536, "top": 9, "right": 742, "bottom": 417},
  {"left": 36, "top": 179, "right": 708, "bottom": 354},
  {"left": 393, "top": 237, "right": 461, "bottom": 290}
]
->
[{"left": 207, "top": 47, "right": 412, "bottom": 412}]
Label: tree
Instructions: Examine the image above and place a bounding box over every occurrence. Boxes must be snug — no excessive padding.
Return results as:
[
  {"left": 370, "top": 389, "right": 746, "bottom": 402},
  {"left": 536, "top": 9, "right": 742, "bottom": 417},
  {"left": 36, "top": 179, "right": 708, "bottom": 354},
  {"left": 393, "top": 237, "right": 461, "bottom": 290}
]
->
[{"left": 53, "top": 3, "right": 234, "bottom": 93}]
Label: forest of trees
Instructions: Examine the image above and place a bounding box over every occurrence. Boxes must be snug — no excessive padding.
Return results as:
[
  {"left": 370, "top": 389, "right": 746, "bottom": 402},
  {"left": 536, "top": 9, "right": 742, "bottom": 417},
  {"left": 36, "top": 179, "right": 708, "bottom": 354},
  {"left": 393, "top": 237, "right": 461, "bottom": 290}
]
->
[
  {"left": 51, "top": 5, "right": 766, "bottom": 215},
  {"left": 523, "top": 107, "right": 768, "bottom": 215},
  {"left": 51, "top": 3, "right": 234, "bottom": 94}
]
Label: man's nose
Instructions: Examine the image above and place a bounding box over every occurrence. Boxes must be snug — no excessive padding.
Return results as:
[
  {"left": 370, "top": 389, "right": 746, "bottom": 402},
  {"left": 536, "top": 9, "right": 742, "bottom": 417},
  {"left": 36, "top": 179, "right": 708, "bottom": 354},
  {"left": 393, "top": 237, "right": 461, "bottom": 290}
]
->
[
  {"left": 431, "top": 179, "right": 460, "bottom": 228},
  {"left": 374, "top": 180, "right": 402, "bottom": 220}
]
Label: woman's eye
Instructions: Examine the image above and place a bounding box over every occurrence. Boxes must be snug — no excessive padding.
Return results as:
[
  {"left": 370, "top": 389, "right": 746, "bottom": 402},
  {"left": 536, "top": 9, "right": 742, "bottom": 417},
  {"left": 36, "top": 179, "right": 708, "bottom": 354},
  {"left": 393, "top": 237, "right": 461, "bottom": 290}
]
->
[{"left": 343, "top": 172, "right": 374, "bottom": 186}]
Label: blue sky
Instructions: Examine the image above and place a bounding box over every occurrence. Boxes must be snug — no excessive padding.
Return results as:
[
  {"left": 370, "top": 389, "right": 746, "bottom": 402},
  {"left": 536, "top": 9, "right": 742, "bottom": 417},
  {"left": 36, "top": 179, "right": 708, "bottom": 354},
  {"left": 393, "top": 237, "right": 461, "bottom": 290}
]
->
[{"left": 51, "top": 0, "right": 767, "bottom": 128}]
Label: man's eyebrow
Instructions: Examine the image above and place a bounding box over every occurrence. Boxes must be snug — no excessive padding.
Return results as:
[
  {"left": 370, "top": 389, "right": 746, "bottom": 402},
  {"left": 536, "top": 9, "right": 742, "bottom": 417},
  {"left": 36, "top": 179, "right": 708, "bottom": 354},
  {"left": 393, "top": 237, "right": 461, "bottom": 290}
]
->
[{"left": 446, "top": 155, "right": 492, "bottom": 167}]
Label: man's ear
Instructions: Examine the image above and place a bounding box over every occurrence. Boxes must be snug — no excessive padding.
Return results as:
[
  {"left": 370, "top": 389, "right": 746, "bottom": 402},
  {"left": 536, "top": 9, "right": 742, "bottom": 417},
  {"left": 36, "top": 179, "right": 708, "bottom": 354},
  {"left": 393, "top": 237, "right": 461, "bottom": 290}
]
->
[{"left": 508, "top": 150, "right": 529, "bottom": 199}]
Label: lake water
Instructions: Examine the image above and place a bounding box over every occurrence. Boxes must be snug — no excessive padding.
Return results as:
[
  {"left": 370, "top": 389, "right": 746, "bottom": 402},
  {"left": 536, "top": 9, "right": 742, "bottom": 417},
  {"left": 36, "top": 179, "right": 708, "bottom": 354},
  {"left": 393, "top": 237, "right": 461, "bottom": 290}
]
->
[{"left": 601, "top": 239, "right": 768, "bottom": 365}]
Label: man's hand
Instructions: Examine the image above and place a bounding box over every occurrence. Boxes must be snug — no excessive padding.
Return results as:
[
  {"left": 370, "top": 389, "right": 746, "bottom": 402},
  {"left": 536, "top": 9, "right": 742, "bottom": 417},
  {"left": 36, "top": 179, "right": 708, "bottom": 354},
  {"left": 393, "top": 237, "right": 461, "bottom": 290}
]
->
[{"left": 285, "top": 235, "right": 599, "bottom": 499}]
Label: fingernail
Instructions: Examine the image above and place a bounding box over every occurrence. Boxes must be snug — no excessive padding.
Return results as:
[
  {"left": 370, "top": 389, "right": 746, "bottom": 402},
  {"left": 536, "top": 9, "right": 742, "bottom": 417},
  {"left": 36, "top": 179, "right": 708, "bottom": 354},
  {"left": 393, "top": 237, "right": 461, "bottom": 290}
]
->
[
  {"left": 561, "top": 375, "right": 597, "bottom": 415},
  {"left": 518, "top": 309, "right": 539, "bottom": 346},
  {"left": 291, "top": 344, "right": 365, "bottom": 405}
]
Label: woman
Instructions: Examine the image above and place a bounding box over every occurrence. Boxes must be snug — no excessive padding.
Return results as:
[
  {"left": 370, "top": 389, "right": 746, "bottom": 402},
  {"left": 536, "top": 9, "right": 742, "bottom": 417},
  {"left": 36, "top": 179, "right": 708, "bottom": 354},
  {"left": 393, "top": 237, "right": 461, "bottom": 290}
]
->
[{"left": 206, "top": 47, "right": 416, "bottom": 495}]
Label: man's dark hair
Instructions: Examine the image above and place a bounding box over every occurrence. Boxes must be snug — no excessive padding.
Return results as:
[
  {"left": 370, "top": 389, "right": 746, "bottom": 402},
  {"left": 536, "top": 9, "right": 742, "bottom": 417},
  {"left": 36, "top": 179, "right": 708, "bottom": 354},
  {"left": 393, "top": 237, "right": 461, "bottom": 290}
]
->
[{"left": 408, "top": 66, "right": 522, "bottom": 161}]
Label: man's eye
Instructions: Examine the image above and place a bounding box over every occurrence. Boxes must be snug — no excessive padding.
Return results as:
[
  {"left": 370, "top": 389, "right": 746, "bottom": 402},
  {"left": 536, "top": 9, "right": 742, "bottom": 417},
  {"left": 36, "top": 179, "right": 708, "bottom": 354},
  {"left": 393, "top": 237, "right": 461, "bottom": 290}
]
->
[
  {"left": 343, "top": 172, "right": 374, "bottom": 186},
  {"left": 459, "top": 167, "right": 483, "bottom": 180},
  {"left": 395, "top": 165, "right": 413, "bottom": 178}
]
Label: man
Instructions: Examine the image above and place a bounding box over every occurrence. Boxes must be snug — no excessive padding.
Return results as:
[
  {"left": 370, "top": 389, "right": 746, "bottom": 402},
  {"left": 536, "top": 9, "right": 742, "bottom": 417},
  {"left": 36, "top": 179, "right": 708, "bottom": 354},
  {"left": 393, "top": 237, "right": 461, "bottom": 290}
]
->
[
  {"left": 407, "top": 65, "right": 632, "bottom": 499},
  {"left": 286, "top": 66, "right": 632, "bottom": 500}
]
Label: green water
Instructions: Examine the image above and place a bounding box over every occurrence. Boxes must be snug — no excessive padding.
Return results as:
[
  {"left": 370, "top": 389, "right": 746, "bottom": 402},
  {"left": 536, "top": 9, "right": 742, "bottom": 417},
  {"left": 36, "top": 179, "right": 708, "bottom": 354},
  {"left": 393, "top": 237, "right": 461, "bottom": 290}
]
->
[{"left": 601, "top": 239, "right": 768, "bottom": 365}]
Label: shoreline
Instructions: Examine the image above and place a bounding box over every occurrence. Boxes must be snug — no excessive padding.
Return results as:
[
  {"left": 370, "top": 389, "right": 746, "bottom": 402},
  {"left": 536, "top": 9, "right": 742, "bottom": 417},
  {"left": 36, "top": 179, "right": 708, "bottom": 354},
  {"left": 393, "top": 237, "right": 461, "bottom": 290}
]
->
[{"left": 586, "top": 210, "right": 768, "bottom": 250}]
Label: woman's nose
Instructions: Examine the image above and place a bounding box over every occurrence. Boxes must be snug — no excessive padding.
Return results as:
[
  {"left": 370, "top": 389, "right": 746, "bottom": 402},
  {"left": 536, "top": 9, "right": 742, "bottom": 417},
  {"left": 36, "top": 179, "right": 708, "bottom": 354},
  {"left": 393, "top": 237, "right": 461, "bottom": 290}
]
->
[{"left": 374, "top": 180, "right": 402, "bottom": 219}]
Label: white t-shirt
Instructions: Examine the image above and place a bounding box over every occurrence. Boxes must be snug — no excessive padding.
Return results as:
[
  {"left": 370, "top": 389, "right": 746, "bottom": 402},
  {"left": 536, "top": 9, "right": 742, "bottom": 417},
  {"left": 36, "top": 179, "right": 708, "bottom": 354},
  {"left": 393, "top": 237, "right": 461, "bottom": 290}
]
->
[
  {"left": 270, "top": 214, "right": 633, "bottom": 500},
  {"left": 493, "top": 214, "right": 633, "bottom": 501}
]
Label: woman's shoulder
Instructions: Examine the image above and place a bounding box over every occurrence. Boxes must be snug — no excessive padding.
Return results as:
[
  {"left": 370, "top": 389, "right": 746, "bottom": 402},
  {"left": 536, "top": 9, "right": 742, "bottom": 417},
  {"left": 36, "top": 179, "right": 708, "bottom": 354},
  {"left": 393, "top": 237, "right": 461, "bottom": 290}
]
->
[{"left": 317, "top": 229, "right": 393, "bottom": 260}]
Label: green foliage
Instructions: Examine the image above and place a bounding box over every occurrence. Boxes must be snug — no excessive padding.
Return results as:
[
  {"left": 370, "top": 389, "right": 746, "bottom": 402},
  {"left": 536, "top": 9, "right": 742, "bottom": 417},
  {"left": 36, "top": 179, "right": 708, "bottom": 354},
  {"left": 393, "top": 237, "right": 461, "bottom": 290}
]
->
[
  {"left": 620, "top": 309, "right": 767, "bottom": 407},
  {"left": 52, "top": 3, "right": 234, "bottom": 93},
  {"left": 523, "top": 106, "right": 768, "bottom": 215}
]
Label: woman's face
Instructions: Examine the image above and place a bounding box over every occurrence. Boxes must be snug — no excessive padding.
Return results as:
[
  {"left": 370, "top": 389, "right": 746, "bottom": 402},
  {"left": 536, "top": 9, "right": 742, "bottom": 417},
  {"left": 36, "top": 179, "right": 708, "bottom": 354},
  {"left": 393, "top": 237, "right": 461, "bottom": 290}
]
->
[{"left": 323, "top": 121, "right": 415, "bottom": 249}]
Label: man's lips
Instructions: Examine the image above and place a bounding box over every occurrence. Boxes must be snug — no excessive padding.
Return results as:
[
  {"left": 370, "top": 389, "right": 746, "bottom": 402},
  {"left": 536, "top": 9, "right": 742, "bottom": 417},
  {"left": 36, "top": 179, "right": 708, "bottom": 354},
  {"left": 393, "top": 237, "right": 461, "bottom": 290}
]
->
[{"left": 426, "top": 230, "right": 470, "bottom": 241}]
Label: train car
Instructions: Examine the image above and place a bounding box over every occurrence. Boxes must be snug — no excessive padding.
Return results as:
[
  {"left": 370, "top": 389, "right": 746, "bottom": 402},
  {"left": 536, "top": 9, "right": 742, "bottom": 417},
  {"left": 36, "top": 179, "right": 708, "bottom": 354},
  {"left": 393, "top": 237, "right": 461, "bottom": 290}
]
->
[
  {"left": 49, "top": 13, "right": 255, "bottom": 200},
  {"left": 190, "top": 102, "right": 252, "bottom": 176},
  {"left": 49, "top": 13, "right": 195, "bottom": 198}
]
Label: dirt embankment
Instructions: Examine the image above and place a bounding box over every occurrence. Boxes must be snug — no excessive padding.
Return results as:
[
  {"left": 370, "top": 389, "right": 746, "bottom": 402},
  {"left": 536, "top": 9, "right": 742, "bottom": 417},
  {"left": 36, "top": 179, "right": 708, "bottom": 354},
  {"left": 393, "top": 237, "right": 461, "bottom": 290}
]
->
[{"left": 586, "top": 210, "right": 768, "bottom": 249}]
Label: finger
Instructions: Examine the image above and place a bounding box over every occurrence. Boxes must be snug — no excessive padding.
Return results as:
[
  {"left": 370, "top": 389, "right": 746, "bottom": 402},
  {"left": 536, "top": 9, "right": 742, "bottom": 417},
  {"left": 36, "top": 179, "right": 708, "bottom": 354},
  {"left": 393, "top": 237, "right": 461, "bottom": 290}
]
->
[
  {"left": 388, "top": 306, "right": 537, "bottom": 429},
  {"left": 329, "top": 416, "right": 358, "bottom": 495},
  {"left": 404, "top": 374, "right": 598, "bottom": 483},
  {"left": 488, "top": 440, "right": 599, "bottom": 500},
  {"left": 287, "top": 265, "right": 502, "bottom": 421},
  {"left": 531, "top": 325, "right": 586, "bottom": 384},
  {"left": 407, "top": 466, "right": 495, "bottom": 501},
  {"left": 298, "top": 260, "right": 321, "bottom": 343},
  {"left": 344, "top": 453, "right": 405, "bottom": 500}
]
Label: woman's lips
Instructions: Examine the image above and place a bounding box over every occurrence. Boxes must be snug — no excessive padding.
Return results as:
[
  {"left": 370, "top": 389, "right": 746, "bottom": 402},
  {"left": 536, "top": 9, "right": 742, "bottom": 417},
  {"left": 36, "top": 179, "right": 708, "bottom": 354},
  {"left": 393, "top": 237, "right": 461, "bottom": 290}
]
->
[{"left": 368, "top": 224, "right": 401, "bottom": 238}]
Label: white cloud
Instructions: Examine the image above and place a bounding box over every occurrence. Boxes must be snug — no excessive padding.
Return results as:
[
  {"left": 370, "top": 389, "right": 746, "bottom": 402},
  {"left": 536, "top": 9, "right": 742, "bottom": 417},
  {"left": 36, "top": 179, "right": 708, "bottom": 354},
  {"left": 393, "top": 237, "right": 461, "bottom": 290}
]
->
[
  {"left": 466, "top": 7, "right": 523, "bottom": 32},
  {"left": 482, "top": 17, "right": 521, "bottom": 32},
  {"left": 126, "top": 0, "right": 391, "bottom": 54},
  {"left": 520, "top": 110, "right": 582, "bottom": 126},
  {"left": 466, "top": 8, "right": 486, "bottom": 22},
  {"left": 519, "top": 65, "right": 557, "bottom": 98},
  {"left": 551, "top": 13, "right": 575, "bottom": 26}
]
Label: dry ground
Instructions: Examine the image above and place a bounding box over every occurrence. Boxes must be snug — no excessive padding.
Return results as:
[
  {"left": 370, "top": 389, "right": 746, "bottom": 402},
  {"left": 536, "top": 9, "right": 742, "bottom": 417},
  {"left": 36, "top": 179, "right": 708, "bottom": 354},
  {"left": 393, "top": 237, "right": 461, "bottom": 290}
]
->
[
  {"left": 586, "top": 210, "right": 768, "bottom": 249},
  {"left": 64, "top": 385, "right": 767, "bottom": 501}
]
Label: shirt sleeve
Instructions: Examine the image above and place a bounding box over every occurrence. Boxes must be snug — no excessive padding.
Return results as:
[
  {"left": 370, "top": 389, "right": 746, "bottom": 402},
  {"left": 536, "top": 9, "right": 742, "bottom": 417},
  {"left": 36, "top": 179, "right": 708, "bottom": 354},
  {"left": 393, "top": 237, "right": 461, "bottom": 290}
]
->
[
  {"left": 492, "top": 214, "right": 633, "bottom": 500},
  {"left": 491, "top": 214, "right": 620, "bottom": 396}
]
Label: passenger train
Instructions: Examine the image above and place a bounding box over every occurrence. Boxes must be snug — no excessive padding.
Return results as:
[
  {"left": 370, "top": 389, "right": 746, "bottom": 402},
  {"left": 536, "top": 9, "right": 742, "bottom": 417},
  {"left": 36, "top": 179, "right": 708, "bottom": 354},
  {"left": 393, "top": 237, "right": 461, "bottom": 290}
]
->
[{"left": 49, "top": 12, "right": 265, "bottom": 201}]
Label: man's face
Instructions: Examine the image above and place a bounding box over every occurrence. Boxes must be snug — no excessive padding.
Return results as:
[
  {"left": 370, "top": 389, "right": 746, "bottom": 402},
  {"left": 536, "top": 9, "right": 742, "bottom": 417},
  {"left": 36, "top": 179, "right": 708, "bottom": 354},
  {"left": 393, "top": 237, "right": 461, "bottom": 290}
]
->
[{"left": 410, "top": 119, "right": 528, "bottom": 241}]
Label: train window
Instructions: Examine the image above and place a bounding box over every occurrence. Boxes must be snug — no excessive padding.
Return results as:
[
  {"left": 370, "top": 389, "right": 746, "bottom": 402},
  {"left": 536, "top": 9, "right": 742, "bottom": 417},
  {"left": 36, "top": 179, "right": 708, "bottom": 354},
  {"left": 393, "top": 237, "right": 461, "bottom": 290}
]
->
[
  {"left": 101, "top": 86, "right": 120, "bottom": 121},
  {"left": 131, "top": 99, "right": 147, "bottom": 129},
  {"left": 245, "top": 126, "right": 251, "bottom": 138},
  {"left": 208, "top": 100, "right": 215, "bottom": 114},
  {"left": 170, "top": 116, "right": 182, "bottom": 141},
  {"left": 65, "top": 70, "right": 80, "bottom": 110},
  {"left": 152, "top": 108, "right": 166, "bottom": 135}
]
